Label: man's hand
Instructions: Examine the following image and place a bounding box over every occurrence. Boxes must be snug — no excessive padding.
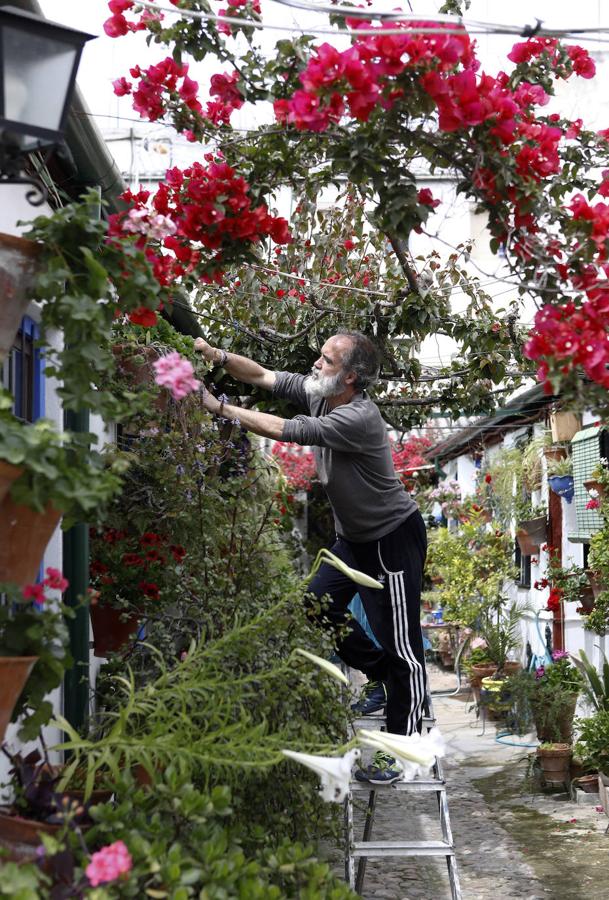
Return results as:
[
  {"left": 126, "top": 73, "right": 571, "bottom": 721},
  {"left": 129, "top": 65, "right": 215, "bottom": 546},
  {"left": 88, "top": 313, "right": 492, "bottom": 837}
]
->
[
  {"left": 200, "top": 385, "right": 222, "bottom": 415},
  {"left": 194, "top": 338, "right": 220, "bottom": 364}
]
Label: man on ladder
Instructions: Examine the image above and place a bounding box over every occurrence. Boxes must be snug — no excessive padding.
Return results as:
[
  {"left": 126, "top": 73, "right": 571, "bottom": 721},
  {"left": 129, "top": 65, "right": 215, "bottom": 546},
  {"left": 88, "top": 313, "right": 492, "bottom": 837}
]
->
[{"left": 195, "top": 329, "right": 428, "bottom": 784}]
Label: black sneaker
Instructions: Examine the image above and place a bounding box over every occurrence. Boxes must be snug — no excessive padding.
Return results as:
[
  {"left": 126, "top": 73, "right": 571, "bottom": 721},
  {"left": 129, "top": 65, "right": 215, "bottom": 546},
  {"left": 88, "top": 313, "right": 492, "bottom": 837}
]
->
[
  {"left": 350, "top": 680, "right": 387, "bottom": 716},
  {"left": 354, "top": 751, "right": 402, "bottom": 785}
]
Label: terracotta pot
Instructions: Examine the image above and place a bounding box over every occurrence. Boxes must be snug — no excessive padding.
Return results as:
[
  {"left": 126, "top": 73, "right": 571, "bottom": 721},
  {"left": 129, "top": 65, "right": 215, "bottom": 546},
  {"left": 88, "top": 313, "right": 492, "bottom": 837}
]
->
[
  {"left": 583, "top": 478, "right": 605, "bottom": 499},
  {"left": 0, "top": 233, "right": 42, "bottom": 365},
  {"left": 469, "top": 663, "right": 497, "bottom": 703},
  {"left": 0, "top": 460, "right": 24, "bottom": 505},
  {"left": 536, "top": 744, "right": 572, "bottom": 784},
  {"left": 0, "top": 807, "right": 90, "bottom": 864},
  {"left": 550, "top": 411, "right": 581, "bottom": 443},
  {"left": 516, "top": 515, "right": 547, "bottom": 555},
  {"left": 574, "top": 773, "right": 600, "bottom": 794},
  {"left": 586, "top": 570, "right": 606, "bottom": 601},
  {"left": 0, "top": 498, "right": 61, "bottom": 586},
  {"left": 0, "top": 656, "right": 38, "bottom": 743},
  {"left": 543, "top": 445, "right": 567, "bottom": 463},
  {"left": 516, "top": 529, "right": 540, "bottom": 556},
  {"left": 90, "top": 603, "right": 141, "bottom": 657}
]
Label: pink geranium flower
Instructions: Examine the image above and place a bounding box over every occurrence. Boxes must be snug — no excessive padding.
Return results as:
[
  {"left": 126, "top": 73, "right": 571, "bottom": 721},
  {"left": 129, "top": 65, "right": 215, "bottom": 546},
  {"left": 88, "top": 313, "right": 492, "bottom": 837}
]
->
[
  {"left": 86, "top": 840, "right": 132, "bottom": 887},
  {"left": 22, "top": 583, "right": 46, "bottom": 607},
  {"left": 43, "top": 567, "right": 69, "bottom": 593},
  {"left": 153, "top": 352, "right": 201, "bottom": 400}
]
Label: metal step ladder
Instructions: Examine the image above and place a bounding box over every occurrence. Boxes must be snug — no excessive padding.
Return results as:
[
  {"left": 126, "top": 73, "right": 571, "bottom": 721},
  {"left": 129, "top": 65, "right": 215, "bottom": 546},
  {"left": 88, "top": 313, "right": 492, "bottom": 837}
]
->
[{"left": 344, "top": 697, "right": 462, "bottom": 899}]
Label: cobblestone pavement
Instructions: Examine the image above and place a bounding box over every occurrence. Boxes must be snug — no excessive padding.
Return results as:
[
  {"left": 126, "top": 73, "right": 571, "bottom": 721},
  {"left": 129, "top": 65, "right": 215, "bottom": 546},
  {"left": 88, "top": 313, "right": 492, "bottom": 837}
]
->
[{"left": 343, "top": 665, "right": 609, "bottom": 900}]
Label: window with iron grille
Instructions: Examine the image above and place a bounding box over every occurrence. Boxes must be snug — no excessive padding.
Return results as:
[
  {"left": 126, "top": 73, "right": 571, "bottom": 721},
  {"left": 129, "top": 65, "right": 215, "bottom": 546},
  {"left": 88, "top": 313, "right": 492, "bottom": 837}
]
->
[
  {"left": 515, "top": 539, "right": 531, "bottom": 588},
  {"left": 0, "top": 316, "right": 43, "bottom": 422}
]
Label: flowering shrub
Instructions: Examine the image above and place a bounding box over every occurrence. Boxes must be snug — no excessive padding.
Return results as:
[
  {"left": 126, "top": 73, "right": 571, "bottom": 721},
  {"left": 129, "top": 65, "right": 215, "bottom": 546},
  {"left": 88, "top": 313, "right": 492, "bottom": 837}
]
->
[
  {"left": 534, "top": 650, "right": 582, "bottom": 691},
  {"left": 428, "top": 479, "right": 462, "bottom": 517},
  {"left": 272, "top": 442, "right": 316, "bottom": 492}
]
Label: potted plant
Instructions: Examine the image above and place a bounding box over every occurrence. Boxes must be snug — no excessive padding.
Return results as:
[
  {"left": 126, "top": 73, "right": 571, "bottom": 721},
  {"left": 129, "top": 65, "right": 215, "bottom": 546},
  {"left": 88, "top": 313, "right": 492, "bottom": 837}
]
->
[
  {"left": 0, "top": 575, "right": 72, "bottom": 743},
  {"left": 508, "top": 651, "right": 582, "bottom": 742},
  {"left": 547, "top": 455, "right": 574, "bottom": 502},
  {"left": 0, "top": 406, "right": 125, "bottom": 586},
  {"left": 516, "top": 504, "right": 547, "bottom": 555},
  {"left": 475, "top": 599, "right": 525, "bottom": 716},
  {"left": 573, "top": 710, "right": 609, "bottom": 779},
  {"left": 536, "top": 743, "right": 572, "bottom": 786}
]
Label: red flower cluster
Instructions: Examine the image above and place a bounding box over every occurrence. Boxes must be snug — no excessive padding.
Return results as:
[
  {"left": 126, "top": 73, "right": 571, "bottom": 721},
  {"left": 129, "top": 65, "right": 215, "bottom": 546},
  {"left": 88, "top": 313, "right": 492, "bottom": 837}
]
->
[
  {"left": 112, "top": 57, "right": 202, "bottom": 123},
  {"left": 546, "top": 586, "right": 563, "bottom": 612},
  {"left": 272, "top": 442, "right": 316, "bottom": 491},
  {"left": 90, "top": 529, "right": 187, "bottom": 604},
  {"left": 112, "top": 58, "right": 246, "bottom": 131},
  {"left": 108, "top": 161, "right": 291, "bottom": 285},
  {"left": 390, "top": 435, "right": 433, "bottom": 487}
]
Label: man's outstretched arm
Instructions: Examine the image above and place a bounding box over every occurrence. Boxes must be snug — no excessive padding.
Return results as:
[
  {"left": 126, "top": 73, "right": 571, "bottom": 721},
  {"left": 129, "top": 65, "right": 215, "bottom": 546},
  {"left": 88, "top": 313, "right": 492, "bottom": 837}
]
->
[
  {"left": 200, "top": 388, "right": 285, "bottom": 440},
  {"left": 194, "top": 338, "right": 276, "bottom": 390}
]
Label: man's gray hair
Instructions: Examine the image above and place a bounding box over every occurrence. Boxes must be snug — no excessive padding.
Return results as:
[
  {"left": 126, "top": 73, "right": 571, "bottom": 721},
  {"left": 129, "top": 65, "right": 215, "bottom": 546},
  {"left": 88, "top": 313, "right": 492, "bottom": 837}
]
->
[{"left": 337, "top": 330, "right": 381, "bottom": 391}]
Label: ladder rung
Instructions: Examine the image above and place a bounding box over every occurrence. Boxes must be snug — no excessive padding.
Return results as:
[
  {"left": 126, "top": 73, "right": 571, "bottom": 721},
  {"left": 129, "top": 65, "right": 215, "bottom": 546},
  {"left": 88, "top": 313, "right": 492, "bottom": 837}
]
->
[
  {"left": 351, "top": 840, "right": 454, "bottom": 858},
  {"left": 352, "top": 715, "right": 435, "bottom": 728},
  {"left": 350, "top": 778, "right": 445, "bottom": 793}
]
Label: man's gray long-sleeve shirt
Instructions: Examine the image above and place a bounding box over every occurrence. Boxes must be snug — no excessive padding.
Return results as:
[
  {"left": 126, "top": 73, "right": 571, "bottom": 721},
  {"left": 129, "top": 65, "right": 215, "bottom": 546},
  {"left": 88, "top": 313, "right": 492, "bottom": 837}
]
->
[{"left": 274, "top": 371, "right": 417, "bottom": 543}]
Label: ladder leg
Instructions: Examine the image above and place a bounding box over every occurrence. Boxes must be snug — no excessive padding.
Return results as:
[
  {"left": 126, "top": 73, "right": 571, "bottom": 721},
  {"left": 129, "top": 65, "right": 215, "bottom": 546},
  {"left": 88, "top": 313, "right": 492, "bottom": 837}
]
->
[
  {"left": 344, "top": 790, "right": 355, "bottom": 890},
  {"left": 355, "top": 788, "right": 377, "bottom": 896}
]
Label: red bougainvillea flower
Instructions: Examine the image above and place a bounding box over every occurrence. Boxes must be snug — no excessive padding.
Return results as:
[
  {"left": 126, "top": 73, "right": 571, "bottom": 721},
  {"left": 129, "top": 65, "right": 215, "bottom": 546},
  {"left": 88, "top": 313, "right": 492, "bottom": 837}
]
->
[
  {"left": 43, "top": 567, "right": 69, "bottom": 592},
  {"left": 128, "top": 306, "right": 157, "bottom": 327},
  {"left": 22, "top": 583, "right": 46, "bottom": 606}
]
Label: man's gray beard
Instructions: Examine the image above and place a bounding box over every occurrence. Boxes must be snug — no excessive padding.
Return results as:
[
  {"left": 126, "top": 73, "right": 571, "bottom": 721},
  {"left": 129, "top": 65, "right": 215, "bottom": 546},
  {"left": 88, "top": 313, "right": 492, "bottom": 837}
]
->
[{"left": 304, "top": 369, "right": 346, "bottom": 400}]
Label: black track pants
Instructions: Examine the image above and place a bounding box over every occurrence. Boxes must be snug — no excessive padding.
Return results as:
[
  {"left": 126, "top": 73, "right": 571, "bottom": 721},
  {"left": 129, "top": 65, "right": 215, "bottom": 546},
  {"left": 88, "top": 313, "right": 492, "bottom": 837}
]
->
[{"left": 308, "top": 511, "right": 428, "bottom": 735}]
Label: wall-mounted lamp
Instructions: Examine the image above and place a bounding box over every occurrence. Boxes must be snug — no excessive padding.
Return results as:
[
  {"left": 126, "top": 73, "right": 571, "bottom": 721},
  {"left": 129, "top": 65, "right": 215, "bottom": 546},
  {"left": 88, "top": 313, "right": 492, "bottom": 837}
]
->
[{"left": 0, "top": 5, "right": 94, "bottom": 205}]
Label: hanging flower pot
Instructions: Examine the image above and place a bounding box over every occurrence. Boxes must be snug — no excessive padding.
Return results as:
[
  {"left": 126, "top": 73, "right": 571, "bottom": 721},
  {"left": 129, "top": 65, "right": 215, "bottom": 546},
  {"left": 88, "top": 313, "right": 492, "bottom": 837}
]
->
[
  {"left": 584, "top": 478, "right": 605, "bottom": 499},
  {"left": 0, "top": 656, "right": 38, "bottom": 743},
  {"left": 0, "top": 233, "right": 42, "bottom": 365},
  {"left": 89, "top": 603, "right": 141, "bottom": 658},
  {"left": 550, "top": 411, "right": 581, "bottom": 443},
  {"left": 516, "top": 515, "right": 547, "bottom": 555},
  {"left": 0, "top": 498, "right": 61, "bottom": 587},
  {"left": 548, "top": 475, "right": 575, "bottom": 503},
  {"left": 586, "top": 569, "right": 607, "bottom": 600},
  {"left": 543, "top": 445, "right": 567, "bottom": 463},
  {"left": 0, "top": 460, "right": 23, "bottom": 504}
]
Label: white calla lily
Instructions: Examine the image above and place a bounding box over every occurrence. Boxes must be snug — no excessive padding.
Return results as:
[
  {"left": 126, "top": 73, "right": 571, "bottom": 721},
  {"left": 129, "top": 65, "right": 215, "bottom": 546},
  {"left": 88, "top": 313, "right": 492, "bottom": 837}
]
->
[
  {"left": 358, "top": 727, "right": 445, "bottom": 781},
  {"left": 305, "top": 549, "right": 383, "bottom": 590},
  {"left": 282, "top": 748, "right": 361, "bottom": 803},
  {"left": 293, "top": 648, "right": 349, "bottom": 685}
]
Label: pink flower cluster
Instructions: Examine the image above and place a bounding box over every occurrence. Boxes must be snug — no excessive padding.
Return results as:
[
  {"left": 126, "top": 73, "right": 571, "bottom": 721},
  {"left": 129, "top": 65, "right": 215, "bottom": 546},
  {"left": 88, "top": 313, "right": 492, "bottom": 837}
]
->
[
  {"left": 103, "top": 0, "right": 180, "bottom": 37},
  {"left": 21, "top": 568, "right": 70, "bottom": 607},
  {"left": 274, "top": 22, "right": 476, "bottom": 131},
  {"left": 108, "top": 160, "right": 291, "bottom": 285},
  {"left": 217, "top": 0, "right": 261, "bottom": 37},
  {"left": 86, "top": 840, "right": 133, "bottom": 887},
  {"left": 153, "top": 352, "right": 201, "bottom": 401}
]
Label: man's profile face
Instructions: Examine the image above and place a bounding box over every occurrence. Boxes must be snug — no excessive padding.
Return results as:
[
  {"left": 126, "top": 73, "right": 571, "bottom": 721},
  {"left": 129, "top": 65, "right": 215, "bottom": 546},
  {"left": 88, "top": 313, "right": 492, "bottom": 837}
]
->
[{"left": 305, "top": 335, "right": 353, "bottom": 399}]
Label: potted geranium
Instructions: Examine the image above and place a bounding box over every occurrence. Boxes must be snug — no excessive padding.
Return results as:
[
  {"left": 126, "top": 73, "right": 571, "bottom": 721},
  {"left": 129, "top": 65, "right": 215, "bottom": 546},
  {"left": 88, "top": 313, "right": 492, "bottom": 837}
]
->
[
  {"left": 0, "top": 573, "right": 72, "bottom": 743},
  {"left": 507, "top": 651, "right": 582, "bottom": 743},
  {"left": 0, "top": 406, "right": 125, "bottom": 586}
]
